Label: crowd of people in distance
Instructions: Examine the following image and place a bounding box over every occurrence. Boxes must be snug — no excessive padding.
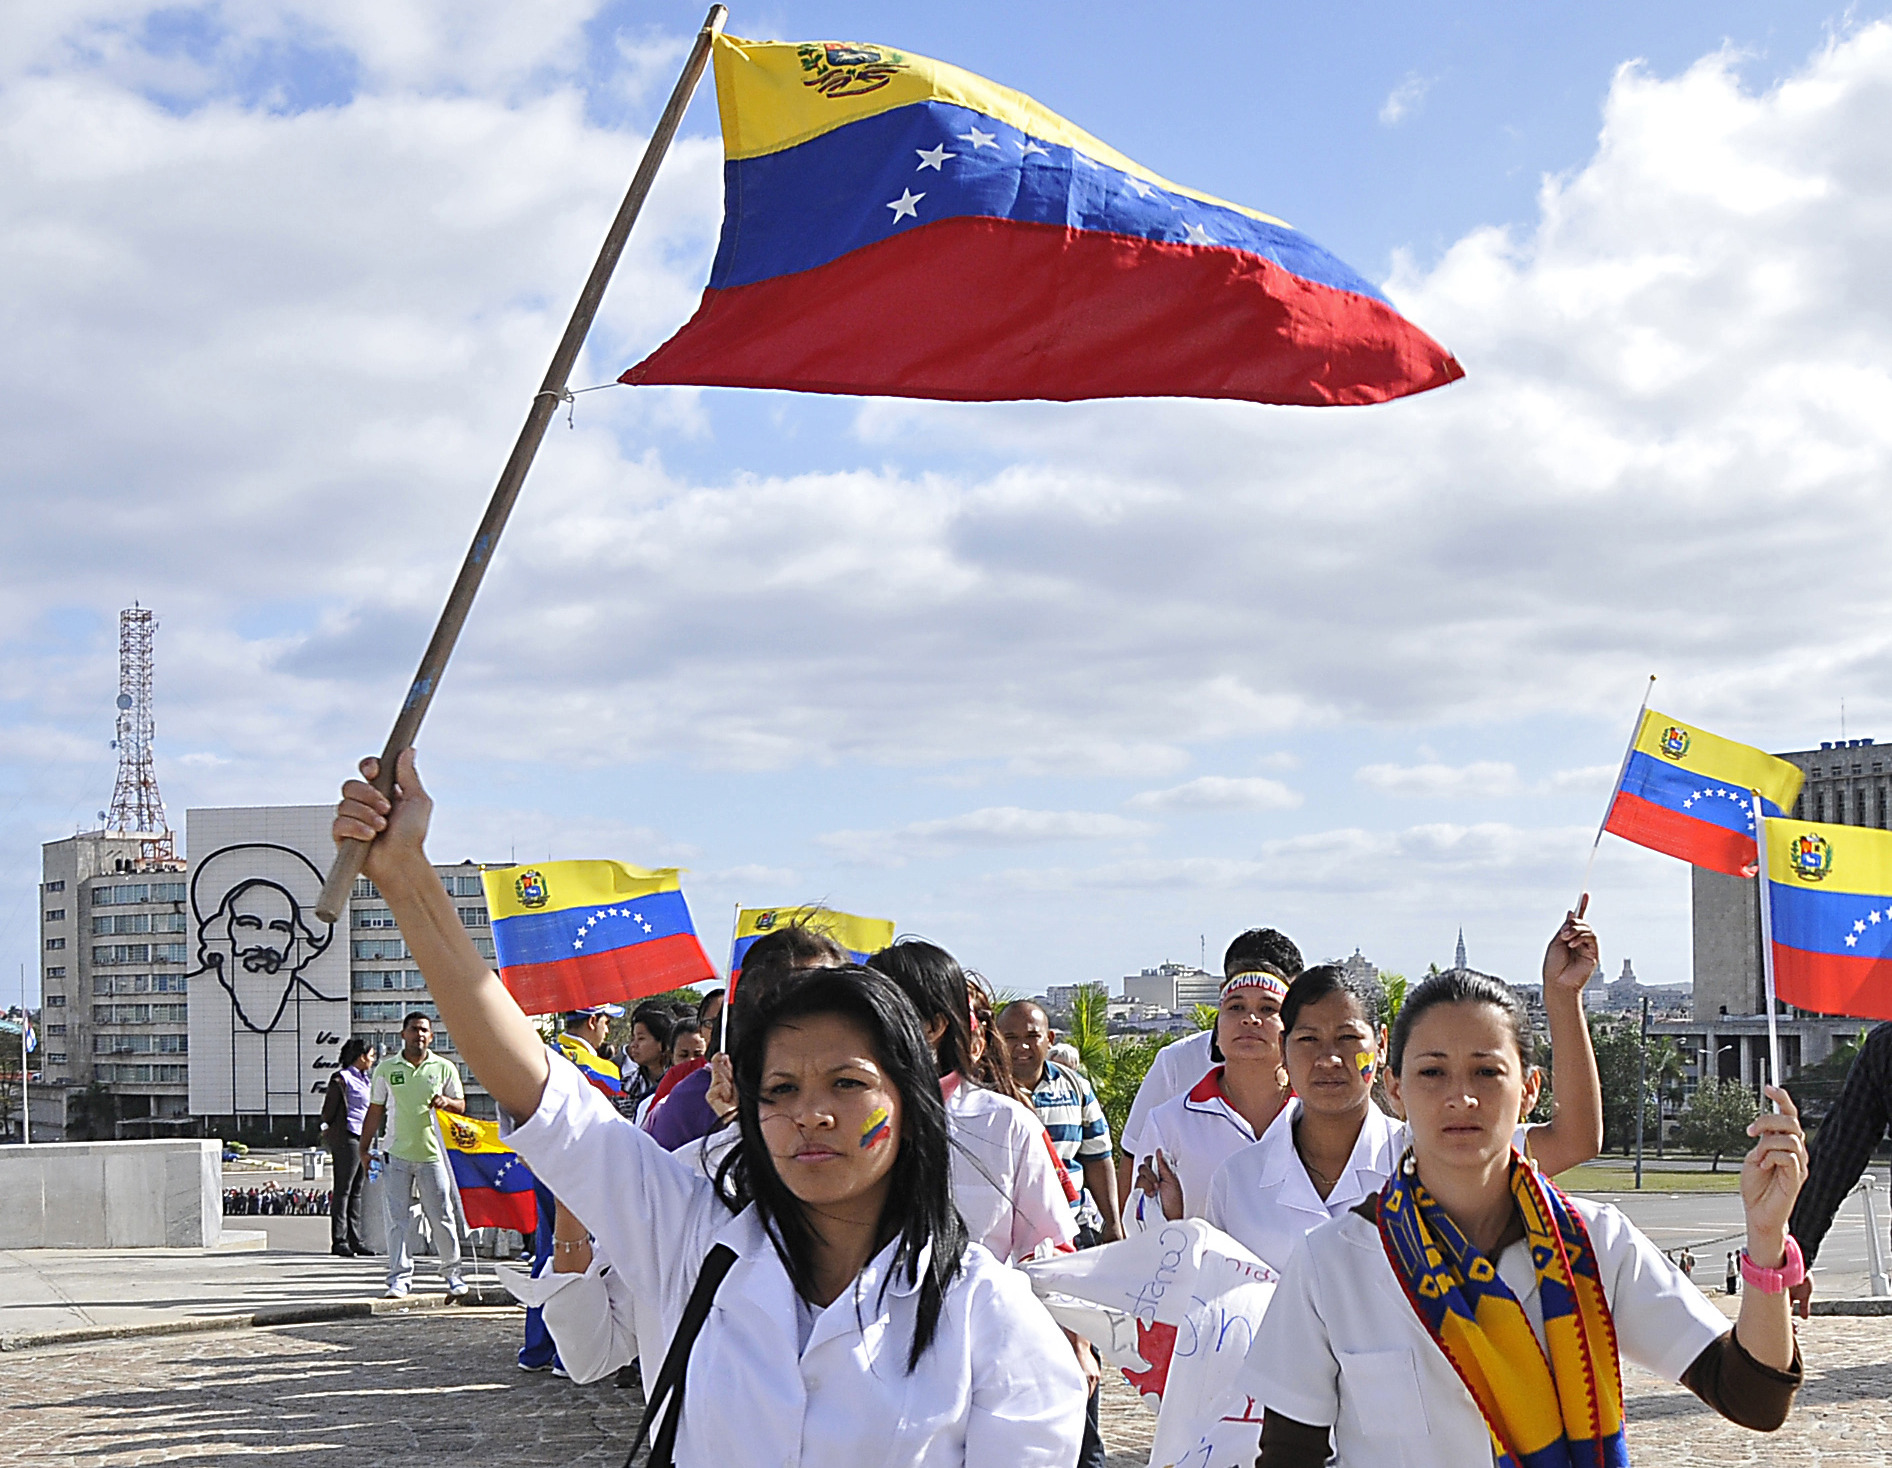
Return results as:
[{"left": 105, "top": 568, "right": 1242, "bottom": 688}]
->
[
  {"left": 332, "top": 749, "right": 1816, "bottom": 1468},
  {"left": 222, "top": 1184, "right": 333, "bottom": 1216}
]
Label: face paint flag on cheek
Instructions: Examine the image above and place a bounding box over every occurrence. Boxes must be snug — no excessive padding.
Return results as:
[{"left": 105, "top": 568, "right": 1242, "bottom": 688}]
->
[
  {"left": 860, "top": 1105, "right": 892, "bottom": 1149},
  {"left": 1355, "top": 1050, "right": 1376, "bottom": 1080}
]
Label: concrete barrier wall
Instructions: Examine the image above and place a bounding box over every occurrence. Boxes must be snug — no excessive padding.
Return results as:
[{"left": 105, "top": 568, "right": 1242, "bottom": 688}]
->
[{"left": 0, "top": 1140, "right": 221, "bottom": 1248}]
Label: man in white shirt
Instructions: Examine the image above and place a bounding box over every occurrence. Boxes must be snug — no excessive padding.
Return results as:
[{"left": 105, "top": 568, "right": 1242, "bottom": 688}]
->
[{"left": 1115, "top": 927, "right": 1303, "bottom": 1206}]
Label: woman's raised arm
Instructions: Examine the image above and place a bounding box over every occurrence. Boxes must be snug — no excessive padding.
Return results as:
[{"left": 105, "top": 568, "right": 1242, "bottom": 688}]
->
[
  {"left": 334, "top": 750, "right": 549, "bottom": 1118},
  {"left": 1528, "top": 909, "right": 1605, "bottom": 1177}
]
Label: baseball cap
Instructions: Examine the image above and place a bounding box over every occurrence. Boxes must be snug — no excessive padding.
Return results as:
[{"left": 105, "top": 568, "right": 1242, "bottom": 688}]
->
[{"left": 564, "top": 1003, "right": 625, "bottom": 1021}]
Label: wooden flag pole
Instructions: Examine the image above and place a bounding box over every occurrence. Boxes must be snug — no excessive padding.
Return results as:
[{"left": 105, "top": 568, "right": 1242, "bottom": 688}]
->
[
  {"left": 1576, "top": 673, "right": 1657, "bottom": 913},
  {"left": 316, "top": 4, "right": 728, "bottom": 923}
]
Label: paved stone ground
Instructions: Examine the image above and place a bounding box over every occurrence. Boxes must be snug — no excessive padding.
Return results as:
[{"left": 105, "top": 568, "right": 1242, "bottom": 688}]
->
[{"left": 0, "top": 1307, "right": 1884, "bottom": 1466}]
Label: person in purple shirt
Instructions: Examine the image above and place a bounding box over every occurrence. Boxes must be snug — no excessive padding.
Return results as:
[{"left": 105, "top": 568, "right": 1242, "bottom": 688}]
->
[
  {"left": 645, "top": 925, "right": 848, "bottom": 1151},
  {"left": 320, "top": 1036, "right": 377, "bottom": 1256}
]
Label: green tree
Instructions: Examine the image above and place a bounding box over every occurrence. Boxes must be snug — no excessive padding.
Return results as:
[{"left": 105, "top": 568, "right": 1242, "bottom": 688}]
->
[
  {"left": 1678, "top": 1077, "right": 1760, "bottom": 1171},
  {"left": 67, "top": 1081, "right": 118, "bottom": 1141},
  {"left": 1379, "top": 973, "right": 1408, "bottom": 1031},
  {"left": 1092, "top": 1032, "right": 1177, "bottom": 1150},
  {"left": 1067, "top": 985, "right": 1112, "bottom": 1076},
  {"left": 1191, "top": 1003, "right": 1219, "bottom": 1033}
]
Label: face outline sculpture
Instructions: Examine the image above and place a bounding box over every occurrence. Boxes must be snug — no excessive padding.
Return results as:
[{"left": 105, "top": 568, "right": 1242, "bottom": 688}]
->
[{"left": 190, "top": 844, "right": 338, "bottom": 1034}]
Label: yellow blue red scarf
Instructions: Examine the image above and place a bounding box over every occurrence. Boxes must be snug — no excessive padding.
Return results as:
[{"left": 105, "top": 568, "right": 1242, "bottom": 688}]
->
[{"left": 1377, "top": 1151, "right": 1628, "bottom": 1468}]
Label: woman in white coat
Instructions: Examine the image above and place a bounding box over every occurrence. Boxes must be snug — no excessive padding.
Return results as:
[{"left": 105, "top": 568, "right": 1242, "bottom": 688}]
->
[
  {"left": 1252, "top": 967, "right": 1806, "bottom": 1466},
  {"left": 1205, "top": 915, "right": 1604, "bottom": 1271},
  {"left": 334, "top": 754, "right": 1084, "bottom": 1467}
]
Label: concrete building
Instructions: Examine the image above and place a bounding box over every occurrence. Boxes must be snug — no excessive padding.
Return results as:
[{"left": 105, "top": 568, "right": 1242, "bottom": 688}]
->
[
  {"left": 1120, "top": 962, "right": 1221, "bottom": 1012},
  {"left": 1045, "top": 983, "right": 1107, "bottom": 1015},
  {"left": 1685, "top": 736, "right": 1886, "bottom": 1086},
  {"left": 38, "top": 831, "right": 191, "bottom": 1129},
  {"left": 39, "top": 807, "right": 502, "bottom": 1138}
]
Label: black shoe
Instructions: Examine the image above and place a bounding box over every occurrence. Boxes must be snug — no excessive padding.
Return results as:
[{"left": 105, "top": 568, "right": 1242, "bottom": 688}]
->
[
  {"left": 331, "top": 1243, "right": 353, "bottom": 1257},
  {"left": 615, "top": 1362, "right": 640, "bottom": 1389},
  {"left": 349, "top": 1243, "right": 375, "bottom": 1257}
]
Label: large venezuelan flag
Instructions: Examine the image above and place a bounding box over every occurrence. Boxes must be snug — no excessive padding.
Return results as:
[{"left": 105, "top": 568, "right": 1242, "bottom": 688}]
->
[
  {"left": 730, "top": 904, "right": 894, "bottom": 979},
  {"left": 624, "top": 36, "right": 1462, "bottom": 407},
  {"left": 482, "top": 861, "right": 717, "bottom": 1016},
  {"left": 1762, "top": 818, "right": 1892, "bottom": 1020},
  {"left": 440, "top": 1112, "right": 538, "bottom": 1233},
  {"left": 1602, "top": 711, "right": 1803, "bottom": 877}
]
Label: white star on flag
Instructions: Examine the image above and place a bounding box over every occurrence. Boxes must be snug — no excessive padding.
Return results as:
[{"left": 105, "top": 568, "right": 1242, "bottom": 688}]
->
[
  {"left": 915, "top": 143, "right": 953, "bottom": 170},
  {"left": 1847, "top": 934, "right": 1859, "bottom": 947},
  {"left": 1873, "top": 911, "right": 1883, "bottom": 924},
  {"left": 958, "top": 126, "right": 998, "bottom": 149},
  {"left": 887, "top": 189, "right": 924, "bottom": 222},
  {"left": 633, "top": 913, "right": 643, "bottom": 923},
  {"left": 1183, "top": 222, "right": 1214, "bottom": 245},
  {"left": 1017, "top": 139, "right": 1049, "bottom": 157},
  {"left": 1127, "top": 177, "right": 1156, "bottom": 198},
  {"left": 1683, "top": 796, "right": 1696, "bottom": 808},
  {"left": 572, "top": 937, "right": 584, "bottom": 950},
  {"left": 642, "top": 922, "right": 653, "bottom": 933},
  {"left": 1856, "top": 920, "right": 1869, "bottom": 934}
]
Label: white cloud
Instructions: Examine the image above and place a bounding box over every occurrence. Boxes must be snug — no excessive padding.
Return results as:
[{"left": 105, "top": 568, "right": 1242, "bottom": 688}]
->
[
  {"left": 1379, "top": 72, "right": 1434, "bottom": 126},
  {"left": 1356, "top": 761, "right": 1523, "bottom": 797},
  {"left": 1126, "top": 775, "right": 1302, "bottom": 812},
  {"left": 819, "top": 807, "right": 1151, "bottom": 866}
]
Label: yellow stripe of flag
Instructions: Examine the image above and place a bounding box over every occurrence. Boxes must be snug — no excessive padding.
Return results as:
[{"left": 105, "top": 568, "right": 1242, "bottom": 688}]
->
[
  {"left": 711, "top": 34, "right": 1290, "bottom": 227},
  {"left": 1633, "top": 710, "right": 1803, "bottom": 811},
  {"left": 483, "top": 860, "right": 686, "bottom": 923}
]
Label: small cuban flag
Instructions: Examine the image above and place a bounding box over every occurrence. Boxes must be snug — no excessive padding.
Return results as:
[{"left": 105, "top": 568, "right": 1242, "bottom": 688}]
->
[{"left": 22, "top": 1015, "right": 36, "bottom": 1054}]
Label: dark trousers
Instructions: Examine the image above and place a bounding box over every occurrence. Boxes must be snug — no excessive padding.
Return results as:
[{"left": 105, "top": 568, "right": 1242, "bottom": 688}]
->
[
  {"left": 518, "top": 1181, "right": 562, "bottom": 1370},
  {"left": 327, "top": 1131, "right": 366, "bottom": 1248},
  {"left": 1074, "top": 1223, "right": 1108, "bottom": 1468}
]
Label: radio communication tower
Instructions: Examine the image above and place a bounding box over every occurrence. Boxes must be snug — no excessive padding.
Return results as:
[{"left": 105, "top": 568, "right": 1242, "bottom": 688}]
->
[{"left": 104, "top": 604, "right": 175, "bottom": 863}]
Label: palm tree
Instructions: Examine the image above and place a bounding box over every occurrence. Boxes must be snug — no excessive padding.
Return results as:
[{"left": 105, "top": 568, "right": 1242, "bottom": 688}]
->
[{"left": 1646, "top": 1036, "right": 1687, "bottom": 1157}]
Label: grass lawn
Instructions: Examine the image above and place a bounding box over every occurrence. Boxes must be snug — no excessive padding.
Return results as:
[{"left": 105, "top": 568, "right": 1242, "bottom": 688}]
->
[{"left": 1555, "top": 1162, "right": 1743, "bottom": 1193}]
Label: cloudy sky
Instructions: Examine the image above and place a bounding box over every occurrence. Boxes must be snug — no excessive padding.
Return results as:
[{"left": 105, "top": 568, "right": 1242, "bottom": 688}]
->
[{"left": 3, "top": 1, "right": 1886, "bottom": 1003}]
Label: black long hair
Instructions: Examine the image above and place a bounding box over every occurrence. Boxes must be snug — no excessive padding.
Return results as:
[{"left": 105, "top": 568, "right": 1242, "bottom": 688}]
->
[
  {"left": 713, "top": 964, "right": 967, "bottom": 1370},
  {"left": 865, "top": 939, "right": 976, "bottom": 1080}
]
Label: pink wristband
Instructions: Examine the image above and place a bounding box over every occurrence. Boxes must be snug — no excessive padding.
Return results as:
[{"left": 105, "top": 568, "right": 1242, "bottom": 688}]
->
[{"left": 1738, "top": 1234, "right": 1805, "bottom": 1294}]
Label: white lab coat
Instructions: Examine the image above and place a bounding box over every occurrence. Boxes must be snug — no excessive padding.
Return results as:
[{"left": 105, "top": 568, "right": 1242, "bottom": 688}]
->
[
  {"left": 505, "top": 1244, "right": 645, "bottom": 1387},
  {"left": 1203, "top": 1101, "right": 1404, "bottom": 1271},
  {"left": 942, "top": 1073, "right": 1078, "bottom": 1263},
  {"left": 1118, "top": 1029, "right": 1214, "bottom": 1164},
  {"left": 1127, "top": 1067, "right": 1268, "bottom": 1230},
  {"left": 505, "top": 1053, "right": 1085, "bottom": 1468},
  {"left": 1252, "top": 1195, "right": 1730, "bottom": 1467}
]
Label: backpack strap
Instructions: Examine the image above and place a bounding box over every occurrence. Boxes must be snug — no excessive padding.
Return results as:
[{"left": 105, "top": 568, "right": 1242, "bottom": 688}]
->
[{"left": 622, "top": 1243, "right": 739, "bottom": 1468}]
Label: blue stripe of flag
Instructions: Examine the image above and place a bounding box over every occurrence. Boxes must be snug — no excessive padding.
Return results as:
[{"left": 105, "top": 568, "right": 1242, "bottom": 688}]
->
[
  {"left": 446, "top": 1147, "right": 535, "bottom": 1195},
  {"left": 1618, "top": 750, "right": 1787, "bottom": 834},
  {"left": 493, "top": 888, "right": 696, "bottom": 970},
  {"left": 712, "top": 100, "right": 1385, "bottom": 303}
]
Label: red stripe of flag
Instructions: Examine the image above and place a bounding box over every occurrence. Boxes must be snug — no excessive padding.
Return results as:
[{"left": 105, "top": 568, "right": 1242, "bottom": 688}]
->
[
  {"left": 456, "top": 1185, "right": 538, "bottom": 1234},
  {"left": 498, "top": 932, "right": 716, "bottom": 1017},
  {"left": 626, "top": 217, "right": 1461, "bottom": 407},
  {"left": 1603, "top": 791, "right": 1757, "bottom": 877},
  {"left": 1772, "top": 946, "right": 1892, "bottom": 1022}
]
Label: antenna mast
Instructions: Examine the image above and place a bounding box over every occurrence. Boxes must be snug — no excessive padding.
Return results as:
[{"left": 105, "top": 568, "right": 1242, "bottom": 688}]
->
[{"left": 105, "top": 605, "right": 175, "bottom": 863}]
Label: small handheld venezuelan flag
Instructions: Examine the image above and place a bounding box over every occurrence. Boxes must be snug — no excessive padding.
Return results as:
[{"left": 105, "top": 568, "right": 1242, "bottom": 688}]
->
[
  {"left": 730, "top": 905, "right": 895, "bottom": 980},
  {"left": 624, "top": 34, "right": 1461, "bottom": 407},
  {"left": 1603, "top": 711, "right": 1803, "bottom": 877},
  {"left": 482, "top": 861, "right": 717, "bottom": 1016},
  {"left": 1760, "top": 817, "right": 1892, "bottom": 1019},
  {"left": 439, "top": 1112, "right": 538, "bottom": 1233}
]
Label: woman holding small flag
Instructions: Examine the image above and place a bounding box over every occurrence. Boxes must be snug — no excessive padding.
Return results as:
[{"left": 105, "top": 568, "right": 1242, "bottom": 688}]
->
[
  {"left": 334, "top": 752, "right": 1084, "bottom": 1467},
  {"left": 1250, "top": 968, "right": 1808, "bottom": 1466}
]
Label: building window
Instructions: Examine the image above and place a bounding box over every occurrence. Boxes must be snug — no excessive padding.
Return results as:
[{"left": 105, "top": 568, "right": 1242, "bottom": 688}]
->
[
  {"left": 152, "top": 943, "right": 186, "bottom": 964},
  {"left": 45, "top": 967, "right": 65, "bottom": 980},
  {"left": 44, "top": 880, "right": 65, "bottom": 893},
  {"left": 46, "top": 1024, "right": 66, "bottom": 1037},
  {"left": 46, "top": 1052, "right": 66, "bottom": 1065},
  {"left": 448, "top": 874, "right": 484, "bottom": 898},
  {"left": 45, "top": 908, "right": 64, "bottom": 922},
  {"left": 44, "top": 992, "right": 65, "bottom": 1005},
  {"left": 151, "top": 881, "right": 186, "bottom": 902},
  {"left": 44, "top": 937, "right": 65, "bottom": 950},
  {"left": 93, "top": 943, "right": 151, "bottom": 965},
  {"left": 457, "top": 907, "right": 489, "bottom": 928},
  {"left": 471, "top": 936, "right": 495, "bottom": 961},
  {"left": 95, "top": 914, "right": 151, "bottom": 935},
  {"left": 354, "top": 907, "right": 398, "bottom": 929},
  {"left": 353, "top": 878, "right": 380, "bottom": 900},
  {"left": 352, "top": 939, "right": 408, "bottom": 961},
  {"left": 151, "top": 973, "right": 188, "bottom": 993}
]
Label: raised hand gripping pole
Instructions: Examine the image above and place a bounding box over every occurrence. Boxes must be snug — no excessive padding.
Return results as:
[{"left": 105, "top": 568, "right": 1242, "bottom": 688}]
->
[{"left": 316, "top": 4, "right": 728, "bottom": 923}]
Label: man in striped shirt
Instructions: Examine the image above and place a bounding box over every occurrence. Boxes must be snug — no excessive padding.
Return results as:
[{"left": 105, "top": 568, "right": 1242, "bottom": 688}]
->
[{"left": 999, "top": 1001, "right": 1122, "bottom": 1243}]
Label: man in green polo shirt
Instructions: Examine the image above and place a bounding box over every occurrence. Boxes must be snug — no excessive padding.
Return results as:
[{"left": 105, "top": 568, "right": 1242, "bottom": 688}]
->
[{"left": 360, "top": 1012, "right": 468, "bottom": 1299}]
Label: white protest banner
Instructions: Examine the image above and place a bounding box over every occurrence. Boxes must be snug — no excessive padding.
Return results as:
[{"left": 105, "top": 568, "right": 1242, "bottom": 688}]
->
[{"left": 1023, "top": 1219, "right": 1277, "bottom": 1468}]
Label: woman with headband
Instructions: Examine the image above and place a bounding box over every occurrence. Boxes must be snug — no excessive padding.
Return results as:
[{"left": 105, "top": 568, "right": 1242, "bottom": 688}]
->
[
  {"left": 1125, "top": 963, "right": 1295, "bottom": 1229},
  {"left": 1204, "top": 914, "right": 1604, "bottom": 1273}
]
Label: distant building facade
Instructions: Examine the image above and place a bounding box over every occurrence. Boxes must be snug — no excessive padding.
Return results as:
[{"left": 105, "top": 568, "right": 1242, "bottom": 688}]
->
[
  {"left": 41, "top": 806, "right": 502, "bottom": 1138},
  {"left": 1120, "top": 962, "right": 1221, "bottom": 1012}
]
